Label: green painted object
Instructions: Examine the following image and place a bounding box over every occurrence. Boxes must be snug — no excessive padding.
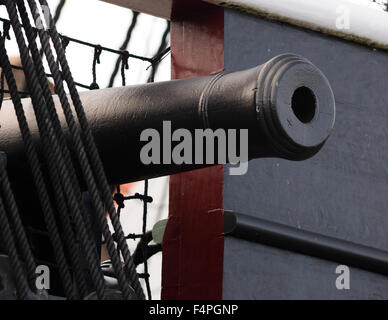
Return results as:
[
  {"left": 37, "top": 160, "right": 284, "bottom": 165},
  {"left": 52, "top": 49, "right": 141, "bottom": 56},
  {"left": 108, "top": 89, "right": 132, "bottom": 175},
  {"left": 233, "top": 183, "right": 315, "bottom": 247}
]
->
[{"left": 152, "top": 219, "right": 168, "bottom": 244}]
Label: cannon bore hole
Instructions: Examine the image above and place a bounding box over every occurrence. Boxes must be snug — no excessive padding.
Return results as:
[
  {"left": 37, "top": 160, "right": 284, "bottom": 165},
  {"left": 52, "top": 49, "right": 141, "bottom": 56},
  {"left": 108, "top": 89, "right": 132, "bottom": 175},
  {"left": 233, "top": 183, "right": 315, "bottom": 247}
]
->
[{"left": 291, "top": 86, "right": 317, "bottom": 124}]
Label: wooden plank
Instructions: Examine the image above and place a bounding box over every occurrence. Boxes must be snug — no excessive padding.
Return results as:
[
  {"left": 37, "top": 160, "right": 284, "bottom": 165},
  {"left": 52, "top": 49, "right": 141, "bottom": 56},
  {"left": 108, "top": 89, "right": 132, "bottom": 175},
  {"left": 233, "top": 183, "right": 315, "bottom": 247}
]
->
[
  {"left": 100, "top": 0, "right": 173, "bottom": 19},
  {"left": 161, "top": 0, "right": 225, "bottom": 300}
]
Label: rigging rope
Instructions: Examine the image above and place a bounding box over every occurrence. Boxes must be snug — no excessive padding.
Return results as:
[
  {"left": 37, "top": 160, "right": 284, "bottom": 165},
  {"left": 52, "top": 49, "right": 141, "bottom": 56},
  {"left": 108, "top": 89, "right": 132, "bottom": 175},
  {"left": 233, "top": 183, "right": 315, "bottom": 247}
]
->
[
  {"left": 32, "top": 0, "right": 145, "bottom": 299},
  {"left": 0, "top": 0, "right": 170, "bottom": 300},
  {"left": 37, "top": 0, "right": 144, "bottom": 298},
  {"left": 0, "top": 151, "right": 36, "bottom": 289},
  {"left": 16, "top": 0, "right": 97, "bottom": 299},
  {"left": 0, "top": 152, "right": 31, "bottom": 299},
  {"left": 0, "top": 20, "right": 76, "bottom": 299},
  {"left": 22, "top": 0, "right": 136, "bottom": 299}
]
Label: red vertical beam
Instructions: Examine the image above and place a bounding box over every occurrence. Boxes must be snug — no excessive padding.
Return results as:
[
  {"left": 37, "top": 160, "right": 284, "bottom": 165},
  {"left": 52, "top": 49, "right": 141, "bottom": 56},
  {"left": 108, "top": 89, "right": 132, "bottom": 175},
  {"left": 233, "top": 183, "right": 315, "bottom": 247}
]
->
[{"left": 161, "top": 0, "right": 225, "bottom": 300}]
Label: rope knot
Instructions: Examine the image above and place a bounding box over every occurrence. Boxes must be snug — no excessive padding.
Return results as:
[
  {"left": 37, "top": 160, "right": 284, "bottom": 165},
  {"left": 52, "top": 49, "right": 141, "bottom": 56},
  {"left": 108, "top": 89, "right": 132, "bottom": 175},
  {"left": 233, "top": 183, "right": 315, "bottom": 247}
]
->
[
  {"left": 89, "top": 82, "right": 99, "bottom": 90},
  {"left": 94, "top": 45, "right": 102, "bottom": 64},
  {"left": 3, "top": 21, "right": 11, "bottom": 40},
  {"left": 113, "top": 192, "right": 125, "bottom": 209},
  {"left": 134, "top": 193, "right": 153, "bottom": 203},
  {"left": 121, "top": 50, "right": 130, "bottom": 69},
  {"left": 61, "top": 37, "right": 70, "bottom": 51}
]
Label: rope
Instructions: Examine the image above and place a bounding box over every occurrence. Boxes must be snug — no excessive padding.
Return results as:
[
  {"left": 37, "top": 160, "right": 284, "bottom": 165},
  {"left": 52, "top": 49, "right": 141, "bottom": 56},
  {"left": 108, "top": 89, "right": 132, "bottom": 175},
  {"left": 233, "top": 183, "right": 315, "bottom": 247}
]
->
[
  {"left": 19, "top": 0, "right": 127, "bottom": 299},
  {"left": 59, "top": 33, "right": 153, "bottom": 61},
  {"left": 141, "top": 179, "right": 152, "bottom": 299},
  {"left": 108, "top": 11, "right": 139, "bottom": 87},
  {"left": 0, "top": 153, "right": 30, "bottom": 299},
  {"left": 5, "top": 1, "right": 84, "bottom": 300},
  {"left": 16, "top": 0, "right": 92, "bottom": 299},
  {"left": 0, "top": 22, "right": 76, "bottom": 299},
  {"left": 108, "top": 17, "right": 170, "bottom": 301},
  {"left": 0, "top": 69, "right": 4, "bottom": 109},
  {"left": 0, "top": 0, "right": 170, "bottom": 300},
  {"left": 25, "top": 0, "right": 130, "bottom": 299},
  {"left": 148, "top": 21, "right": 170, "bottom": 83},
  {"left": 34, "top": 0, "right": 145, "bottom": 299},
  {"left": 91, "top": 45, "right": 102, "bottom": 89},
  {"left": 120, "top": 51, "right": 129, "bottom": 86},
  {"left": 39, "top": 0, "right": 67, "bottom": 58},
  {"left": 4, "top": 0, "right": 111, "bottom": 299},
  {"left": 52, "top": 0, "right": 67, "bottom": 25},
  {"left": 0, "top": 16, "right": 170, "bottom": 90},
  {"left": 0, "top": 195, "right": 29, "bottom": 299},
  {"left": 0, "top": 151, "right": 36, "bottom": 289},
  {"left": 26, "top": 0, "right": 144, "bottom": 299}
]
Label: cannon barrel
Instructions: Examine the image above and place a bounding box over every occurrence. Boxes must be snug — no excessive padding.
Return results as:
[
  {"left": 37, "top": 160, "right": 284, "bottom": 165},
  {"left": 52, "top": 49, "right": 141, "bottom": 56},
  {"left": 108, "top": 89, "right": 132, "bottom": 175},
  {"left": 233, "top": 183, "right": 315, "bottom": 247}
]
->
[{"left": 0, "top": 53, "right": 335, "bottom": 186}]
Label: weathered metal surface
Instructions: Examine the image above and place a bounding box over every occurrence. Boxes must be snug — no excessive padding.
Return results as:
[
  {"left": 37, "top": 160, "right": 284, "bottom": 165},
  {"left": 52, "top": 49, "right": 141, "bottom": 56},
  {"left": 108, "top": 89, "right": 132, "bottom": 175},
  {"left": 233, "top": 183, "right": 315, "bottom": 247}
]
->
[{"left": 0, "top": 54, "right": 335, "bottom": 188}]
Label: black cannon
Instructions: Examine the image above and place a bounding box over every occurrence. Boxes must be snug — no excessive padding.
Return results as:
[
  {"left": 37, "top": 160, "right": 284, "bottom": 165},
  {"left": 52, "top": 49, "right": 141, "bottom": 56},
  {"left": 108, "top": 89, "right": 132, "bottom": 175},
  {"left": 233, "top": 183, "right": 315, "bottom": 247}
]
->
[{"left": 0, "top": 53, "right": 335, "bottom": 187}]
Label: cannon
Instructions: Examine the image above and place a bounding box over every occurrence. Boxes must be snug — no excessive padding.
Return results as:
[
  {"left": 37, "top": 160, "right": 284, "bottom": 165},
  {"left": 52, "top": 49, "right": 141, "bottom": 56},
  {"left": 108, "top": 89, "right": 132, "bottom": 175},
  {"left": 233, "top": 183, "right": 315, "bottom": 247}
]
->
[{"left": 0, "top": 53, "right": 335, "bottom": 187}]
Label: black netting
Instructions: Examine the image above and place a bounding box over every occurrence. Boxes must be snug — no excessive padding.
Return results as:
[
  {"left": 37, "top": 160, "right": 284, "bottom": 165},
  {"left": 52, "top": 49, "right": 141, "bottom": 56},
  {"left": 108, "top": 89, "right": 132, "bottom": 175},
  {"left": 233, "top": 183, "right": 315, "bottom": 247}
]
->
[{"left": 370, "top": 0, "right": 388, "bottom": 11}]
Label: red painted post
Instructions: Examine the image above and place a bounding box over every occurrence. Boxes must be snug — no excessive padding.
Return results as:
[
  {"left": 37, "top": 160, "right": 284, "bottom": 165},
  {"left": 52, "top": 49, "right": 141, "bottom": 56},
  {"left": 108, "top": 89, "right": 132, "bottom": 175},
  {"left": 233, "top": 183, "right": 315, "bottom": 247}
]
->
[{"left": 161, "top": 0, "right": 225, "bottom": 300}]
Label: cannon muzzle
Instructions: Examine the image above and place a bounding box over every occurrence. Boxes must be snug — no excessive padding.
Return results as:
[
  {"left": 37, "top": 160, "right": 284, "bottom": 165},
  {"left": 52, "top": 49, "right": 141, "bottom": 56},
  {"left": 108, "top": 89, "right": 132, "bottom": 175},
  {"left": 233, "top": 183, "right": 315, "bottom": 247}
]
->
[{"left": 0, "top": 53, "right": 335, "bottom": 186}]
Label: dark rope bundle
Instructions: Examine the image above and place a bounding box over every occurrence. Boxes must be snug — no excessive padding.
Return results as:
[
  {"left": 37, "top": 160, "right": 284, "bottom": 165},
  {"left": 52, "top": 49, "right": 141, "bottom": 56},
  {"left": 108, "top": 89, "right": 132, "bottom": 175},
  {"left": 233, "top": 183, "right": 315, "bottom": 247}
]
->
[
  {"left": 15, "top": 0, "right": 103, "bottom": 299},
  {"left": 0, "top": 26, "right": 76, "bottom": 299},
  {"left": 0, "top": 0, "right": 143, "bottom": 300},
  {"left": 0, "top": 152, "right": 36, "bottom": 299},
  {"left": 0, "top": 69, "right": 4, "bottom": 108},
  {"left": 0, "top": 0, "right": 170, "bottom": 300},
  {"left": 33, "top": 0, "right": 144, "bottom": 299}
]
